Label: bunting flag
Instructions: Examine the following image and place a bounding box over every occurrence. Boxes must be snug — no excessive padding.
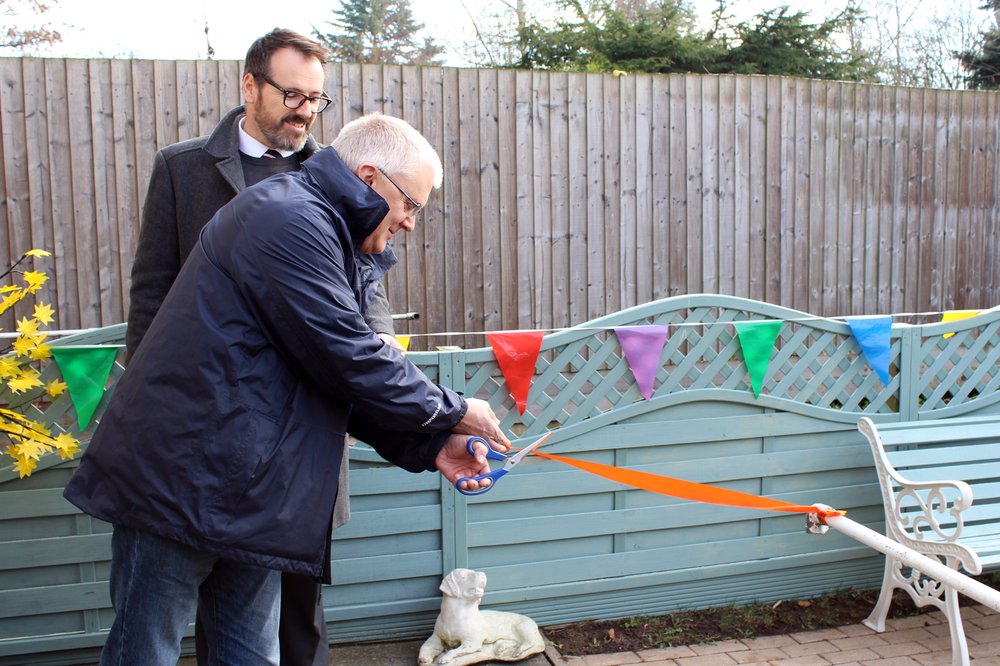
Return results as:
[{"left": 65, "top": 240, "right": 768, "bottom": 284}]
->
[
  {"left": 733, "top": 320, "right": 783, "bottom": 398},
  {"left": 487, "top": 331, "right": 544, "bottom": 414},
  {"left": 531, "top": 449, "right": 844, "bottom": 520},
  {"left": 940, "top": 310, "right": 980, "bottom": 339},
  {"left": 51, "top": 346, "right": 120, "bottom": 430},
  {"left": 614, "top": 325, "right": 670, "bottom": 400},
  {"left": 395, "top": 335, "right": 411, "bottom": 351},
  {"left": 846, "top": 316, "right": 892, "bottom": 385}
]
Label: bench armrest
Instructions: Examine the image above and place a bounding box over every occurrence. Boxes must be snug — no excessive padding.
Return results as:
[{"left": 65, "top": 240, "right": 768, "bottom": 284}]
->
[{"left": 857, "top": 417, "right": 981, "bottom": 573}]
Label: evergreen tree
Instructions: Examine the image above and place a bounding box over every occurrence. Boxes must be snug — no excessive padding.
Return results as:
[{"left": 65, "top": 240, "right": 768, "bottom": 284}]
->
[
  {"left": 513, "top": 0, "right": 716, "bottom": 73},
  {"left": 314, "top": 0, "right": 444, "bottom": 66},
  {"left": 958, "top": 1, "right": 1000, "bottom": 88},
  {"left": 715, "top": 7, "right": 875, "bottom": 80}
]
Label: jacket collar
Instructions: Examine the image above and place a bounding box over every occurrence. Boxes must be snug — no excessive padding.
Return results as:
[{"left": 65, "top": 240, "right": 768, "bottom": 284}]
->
[
  {"left": 300, "top": 147, "right": 390, "bottom": 247},
  {"left": 205, "top": 106, "right": 322, "bottom": 192}
]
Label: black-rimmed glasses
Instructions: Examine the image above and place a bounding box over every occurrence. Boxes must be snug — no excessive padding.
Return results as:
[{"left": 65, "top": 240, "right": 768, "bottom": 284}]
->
[
  {"left": 258, "top": 73, "right": 333, "bottom": 113},
  {"left": 379, "top": 168, "right": 423, "bottom": 215}
]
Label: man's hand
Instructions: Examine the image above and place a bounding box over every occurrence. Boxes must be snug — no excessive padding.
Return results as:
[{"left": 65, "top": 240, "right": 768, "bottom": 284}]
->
[
  {"left": 435, "top": 433, "right": 495, "bottom": 492},
  {"left": 453, "top": 398, "right": 511, "bottom": 452},
  {"left": 378, "top": 332, "right": 405, "bottom": 353}
]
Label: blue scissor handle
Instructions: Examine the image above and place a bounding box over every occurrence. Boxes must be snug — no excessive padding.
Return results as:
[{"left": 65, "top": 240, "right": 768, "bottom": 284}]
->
[{"left": 456, "top": 436, "right": 508, "bottom": 496}]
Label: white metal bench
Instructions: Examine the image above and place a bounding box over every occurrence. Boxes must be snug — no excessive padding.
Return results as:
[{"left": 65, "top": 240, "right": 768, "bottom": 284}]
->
[{"left": 858, "top": 415, "right": 1000, "bottom": 666}]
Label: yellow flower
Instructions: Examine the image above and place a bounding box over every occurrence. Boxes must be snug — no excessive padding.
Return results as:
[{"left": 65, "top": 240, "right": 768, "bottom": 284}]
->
[
  {"left": 53, "top": 432, "right": 80, "bottom": 460},
  {"left": 11, "top": 336, "right": 34, "bottom": 358},
  {"left": 33, "top": 302, "right": 55, "bottom": 325},
  {"left": 16, "top": 316, "right": 40, "bottom": 337},
  {"left": 24, "top": 249, "right": 52, "bottom": 258},
  {"left": 46, "top": 378, "right": 67, "bottom": 397},
  {"left": 30, "top": 343, "right": 52, "bottom": 361},
  {"left": 0, "top": 356, "right": 21, "bottom": 378},
  {"left": 8, "top": 368, "right": 42, "bottom": 393},
  {"left": 13, "top": 455, "right": 36, "bottom": 478},
  {"left": 22, "top": 271, "right": 48, "bottom": 292},
  {"left": 16, "top": 438, "right": 48, "bottom": 461}
]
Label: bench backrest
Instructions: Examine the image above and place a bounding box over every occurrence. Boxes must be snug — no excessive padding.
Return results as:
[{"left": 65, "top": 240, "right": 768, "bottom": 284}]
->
[{"left": 862, "top": 416, "right": 1000, "bottom": 539}]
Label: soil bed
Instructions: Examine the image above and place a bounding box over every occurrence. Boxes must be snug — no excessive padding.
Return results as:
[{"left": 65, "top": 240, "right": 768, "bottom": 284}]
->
[{"left": 543, "top": 573, "right": 1000, "bottom": 656}]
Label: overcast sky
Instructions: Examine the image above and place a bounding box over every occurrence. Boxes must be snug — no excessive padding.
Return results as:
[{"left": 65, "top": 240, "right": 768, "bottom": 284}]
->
[{"left": 4, "top": 0, "right": 857, "bottom": 66}]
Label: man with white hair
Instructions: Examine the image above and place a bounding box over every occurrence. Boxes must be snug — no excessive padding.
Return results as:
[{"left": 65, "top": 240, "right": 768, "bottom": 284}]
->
[{"left": 63, "top": 112, "right": 510, "bottom": 665}]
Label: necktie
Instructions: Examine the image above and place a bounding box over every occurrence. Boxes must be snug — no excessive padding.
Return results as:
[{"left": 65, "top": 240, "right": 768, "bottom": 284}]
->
[{"left": 263, "top": 149, "right": 281, "bottom": 158}]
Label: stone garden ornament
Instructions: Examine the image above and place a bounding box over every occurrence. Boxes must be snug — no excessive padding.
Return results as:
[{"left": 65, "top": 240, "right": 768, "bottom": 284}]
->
[{"left": 418, "top": 568, "right": 545, "bottom": 665}]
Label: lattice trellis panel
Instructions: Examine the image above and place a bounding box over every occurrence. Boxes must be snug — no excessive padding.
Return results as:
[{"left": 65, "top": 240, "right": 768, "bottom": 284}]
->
[
  {"left": 916, "top": 317, "right": 1000, "bottom": 416},
  {"left": 418, "top": 295, "right": 929, "bottom": 432}
]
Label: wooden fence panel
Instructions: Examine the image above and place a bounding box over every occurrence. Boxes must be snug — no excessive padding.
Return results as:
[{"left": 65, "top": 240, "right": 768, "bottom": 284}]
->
[{"left": 0, "top": 59, "right": 999, "bottom": 344}]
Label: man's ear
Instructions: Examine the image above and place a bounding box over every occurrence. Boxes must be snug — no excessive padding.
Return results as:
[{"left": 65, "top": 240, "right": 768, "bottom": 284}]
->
[
  {"left": 356, "top": 164, "right": 378, "bottom": 186},
  {"left": 242, "top": 72, "right": 258, "bottom": 105}
]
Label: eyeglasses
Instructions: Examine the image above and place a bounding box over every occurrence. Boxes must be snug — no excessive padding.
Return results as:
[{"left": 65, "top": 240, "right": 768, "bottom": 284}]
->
[
  {"left": 379, "top": 168, "right": 423, "bottom": 215},
  {"left": 258, "top": 73, "right": 333, "bottom": 113}
]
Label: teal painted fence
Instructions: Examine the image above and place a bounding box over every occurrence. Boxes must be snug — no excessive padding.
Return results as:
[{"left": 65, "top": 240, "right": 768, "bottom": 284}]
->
[{"left": 1, "top": 295, "right": 998, "bottom": 664}]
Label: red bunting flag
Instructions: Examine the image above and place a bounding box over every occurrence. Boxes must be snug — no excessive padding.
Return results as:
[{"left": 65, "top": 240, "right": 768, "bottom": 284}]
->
[{"left": 487, "top": 331, "right": 544, "bottom": 414}]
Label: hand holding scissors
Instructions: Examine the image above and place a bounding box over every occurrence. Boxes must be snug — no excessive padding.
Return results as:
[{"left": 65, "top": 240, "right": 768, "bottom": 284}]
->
[{"left": 456, "top": 432, "right": 553, "bottom": 496}]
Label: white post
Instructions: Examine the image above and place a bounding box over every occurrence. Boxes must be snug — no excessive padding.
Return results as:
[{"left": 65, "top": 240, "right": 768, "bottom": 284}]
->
[{"left": 813, "top": 508, "right": 1000, "bottom": 613}]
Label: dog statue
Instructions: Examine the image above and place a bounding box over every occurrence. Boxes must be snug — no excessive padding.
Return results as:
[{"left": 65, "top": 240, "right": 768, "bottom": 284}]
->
[{"left": 417, "top": 568, "right": 546, "bottom": 665}]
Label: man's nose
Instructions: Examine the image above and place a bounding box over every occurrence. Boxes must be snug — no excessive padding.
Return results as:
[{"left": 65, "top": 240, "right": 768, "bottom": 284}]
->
[{"left": 401, "top": 215, "right": 416, "bottom": 232}]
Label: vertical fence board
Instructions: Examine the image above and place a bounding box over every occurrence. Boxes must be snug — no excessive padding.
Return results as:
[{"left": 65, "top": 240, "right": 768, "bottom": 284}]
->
[
  {"left": 717, "top": 75, "right": 736, "bottom": 300},
  {"left": 685, "top": 76, "right": 703, "bottom": 296},
  {"left": 497, "top": 69, "right": 518, "bottom": 330},
  {"left": 88, "top": 59, "right": 123, "bottom": 325},
  {"left": 515, "top": 70, "right": 534, "bottom": 329},
  {"left": 66, "top": 60, "right": 101, "bottom": 327},
  {"left": 619, "top": 74, "right": 637, "bottom": 309},
  {"left": 567, "top": 72, "right": 588, "bottom": 325},
  {"left": 43, "top": 59, "right": 79, "bottom": 328},
  {"left": 651, "top": 75, "right": 670, "bottom": 301},
  {"left": 821, "top": 81, "right": 839, "bottom": 316},
  {"left": 442, "top": 68, "right": 464, "bottom": 337},
  {"left": 110, "top": 60, "right": 139, "bottom": 318},
  {"left": 21, "top": 59, "right": 56, "bottom": 314},
  {"left": 668, "top": 74, "right": 687, "bottom": 299},
  {"left": 701, "top": 76, "right": 719, "bottom": 295},
  {"left": 478, "top": 68, "right": 502, "bottom": 334},
  {"left": 419, "top": 67, "right": 446, "bottom": 349},
  {"left": 458, "top": 68, "right": 483, "bottom": 335},
  {"left": 634, "top": 74, "right": 653, "bottom": 306},
  {"left": 585, "top": 74, "right": 606, "bottom": 317},
  {"left": 836, "top": 82, "right": 855, "bottom": 316},
  {"left": 549, "top": 72, "right": 570, "bottom": 327}
]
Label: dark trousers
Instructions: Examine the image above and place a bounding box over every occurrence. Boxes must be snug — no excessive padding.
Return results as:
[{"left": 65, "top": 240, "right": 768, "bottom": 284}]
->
[{"left": 196, "top": 572, "right": 329, "bottom": 666}]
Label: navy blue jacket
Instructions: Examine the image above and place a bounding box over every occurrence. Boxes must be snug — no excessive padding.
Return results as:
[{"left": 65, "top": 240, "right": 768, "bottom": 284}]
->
[{"left": 64, "top": 147, "right": 466, "bottom": 577}]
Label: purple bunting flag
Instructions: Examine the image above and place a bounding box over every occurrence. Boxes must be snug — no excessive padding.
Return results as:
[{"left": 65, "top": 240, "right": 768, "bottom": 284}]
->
[{"left": 614, "top": 325, "right": 670, "bottom": 400}]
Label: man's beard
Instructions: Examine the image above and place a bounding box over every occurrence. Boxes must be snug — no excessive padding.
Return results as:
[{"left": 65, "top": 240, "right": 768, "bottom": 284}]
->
[{"left": 253, "top": 108, "right": 313, "bottom": 152}]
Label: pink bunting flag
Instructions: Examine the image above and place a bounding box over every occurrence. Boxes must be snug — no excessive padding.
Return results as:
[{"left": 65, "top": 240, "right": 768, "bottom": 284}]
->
[
  {"left": 614, "top": 325, "right": 670, "bottom": 400},
  {"left": 487, "top": 331, "right": 544, "bottom": 414}
]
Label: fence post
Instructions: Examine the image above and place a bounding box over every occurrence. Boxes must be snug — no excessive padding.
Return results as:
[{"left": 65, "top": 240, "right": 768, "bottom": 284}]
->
[
  {"left": 897, "top": 324, "right": 921, "bottom": 421},
  {"left": 438, "top": 349, "right": 469, "bottom": 574}
]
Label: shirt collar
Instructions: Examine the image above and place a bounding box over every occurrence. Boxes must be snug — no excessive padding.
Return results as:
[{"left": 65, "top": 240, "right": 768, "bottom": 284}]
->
[{"left": 238, "top": 115, "right": 295, "bottom": 158}]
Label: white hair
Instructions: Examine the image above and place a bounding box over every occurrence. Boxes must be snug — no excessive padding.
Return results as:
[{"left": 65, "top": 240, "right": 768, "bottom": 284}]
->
[{"left": 332, "top": 113, "right": 443, "bottom": 188}]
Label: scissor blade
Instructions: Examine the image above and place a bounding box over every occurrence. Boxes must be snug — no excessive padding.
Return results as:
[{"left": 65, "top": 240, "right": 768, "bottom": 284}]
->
[{"left": 505, "top": 432, "right": 553, "bottom": 468}]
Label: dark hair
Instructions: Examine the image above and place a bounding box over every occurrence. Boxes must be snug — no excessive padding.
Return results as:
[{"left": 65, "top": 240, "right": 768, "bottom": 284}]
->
[{"left": 244, "top": 28, "right": 332, "bottom": 78}]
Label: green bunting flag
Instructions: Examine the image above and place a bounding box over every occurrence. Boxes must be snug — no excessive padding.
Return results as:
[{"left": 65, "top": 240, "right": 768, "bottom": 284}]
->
[
  {"left": 733, "top": 320, "right": 783, "bottom": 398},
  {"left": 51, "top": 346, "right": 121, "bottom": 430}
]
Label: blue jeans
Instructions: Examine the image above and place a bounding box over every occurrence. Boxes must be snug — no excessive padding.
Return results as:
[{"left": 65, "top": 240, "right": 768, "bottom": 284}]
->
[{"left": 102, "top": 525, "right": 280, "bottom": 666}]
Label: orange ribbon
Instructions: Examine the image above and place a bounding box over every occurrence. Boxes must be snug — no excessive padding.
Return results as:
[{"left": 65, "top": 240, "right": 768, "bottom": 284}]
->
[{"left": 531, "top": 450, "right": 845, "bottom": 520}]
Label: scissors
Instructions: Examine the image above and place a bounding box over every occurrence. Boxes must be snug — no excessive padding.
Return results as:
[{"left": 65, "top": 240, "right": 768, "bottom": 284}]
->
[{"left": 455, "top": 432, "right": 553, "bottom": 496}]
